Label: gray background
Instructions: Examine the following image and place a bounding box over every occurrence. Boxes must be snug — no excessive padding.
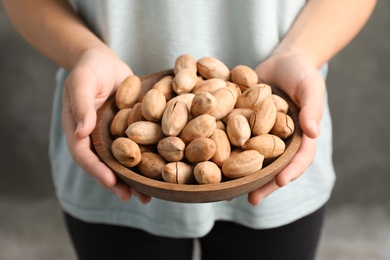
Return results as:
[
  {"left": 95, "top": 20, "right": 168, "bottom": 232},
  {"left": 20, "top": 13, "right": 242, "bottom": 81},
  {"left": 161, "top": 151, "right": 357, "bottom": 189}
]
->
[{"left": 1, "top": 2, "right": 389, "bottom": 259}]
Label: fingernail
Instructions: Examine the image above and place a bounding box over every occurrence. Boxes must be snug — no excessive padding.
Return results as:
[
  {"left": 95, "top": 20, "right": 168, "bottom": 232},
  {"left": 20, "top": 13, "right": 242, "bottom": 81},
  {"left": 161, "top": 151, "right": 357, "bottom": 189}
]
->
[
  {"left": 132, "top": 191, "right": 143, "bottom": 204},
  {"left": 75, "top": 121, "right": 83, "bottom": 134},
  {"left": 310, "top": 120, "right": 318, "bottom": 136},
  {"left": 117, "top": 191, "right": 126, "bottom": 201},
  {"left": 111, "top": 187, "right": 124, "bottom": 201},
  {"left": 250, "top": 199, "right": 262, "bottom": 207},
  {"left": 117, "top": 191, "right": 130, "bottom": 201}
]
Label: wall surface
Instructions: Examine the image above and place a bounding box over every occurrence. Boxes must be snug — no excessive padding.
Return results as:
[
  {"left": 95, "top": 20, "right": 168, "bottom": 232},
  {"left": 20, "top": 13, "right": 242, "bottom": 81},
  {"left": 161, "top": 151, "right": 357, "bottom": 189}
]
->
[{"left": 1, "top": 2, "right": 389, "bottom": 259}]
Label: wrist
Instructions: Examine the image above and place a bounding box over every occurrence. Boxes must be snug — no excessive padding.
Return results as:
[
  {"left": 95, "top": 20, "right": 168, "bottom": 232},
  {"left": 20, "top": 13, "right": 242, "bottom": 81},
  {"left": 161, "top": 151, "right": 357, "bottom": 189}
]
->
[
  {"left": 68, "top": 44, "right": 113, "bottom": 70},
  {"left": 69, "top": 45, "right": 122, "bottom": 75},
  {"left": 270, "top": 45, "right": 318, "bottom": 69}
]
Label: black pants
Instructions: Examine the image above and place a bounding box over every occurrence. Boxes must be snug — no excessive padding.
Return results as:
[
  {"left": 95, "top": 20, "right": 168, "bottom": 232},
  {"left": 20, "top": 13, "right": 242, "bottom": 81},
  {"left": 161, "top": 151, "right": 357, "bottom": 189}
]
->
[{"left": 64, "top": 206, "right": 325, "bottom": 260}]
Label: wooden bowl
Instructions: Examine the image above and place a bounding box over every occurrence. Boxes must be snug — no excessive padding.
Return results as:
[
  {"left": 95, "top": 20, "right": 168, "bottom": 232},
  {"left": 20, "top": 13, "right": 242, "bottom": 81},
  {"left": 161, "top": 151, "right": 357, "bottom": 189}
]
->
[{"left": 91, "top": 69, "right": 302, "bottom": 203}]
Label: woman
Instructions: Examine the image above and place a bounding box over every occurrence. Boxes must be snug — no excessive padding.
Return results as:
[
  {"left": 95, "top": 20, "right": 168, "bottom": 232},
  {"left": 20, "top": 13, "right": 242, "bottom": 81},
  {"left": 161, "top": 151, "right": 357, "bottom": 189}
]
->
[{"left": 3, "top": 0, "right": 376, "bottom": 259}]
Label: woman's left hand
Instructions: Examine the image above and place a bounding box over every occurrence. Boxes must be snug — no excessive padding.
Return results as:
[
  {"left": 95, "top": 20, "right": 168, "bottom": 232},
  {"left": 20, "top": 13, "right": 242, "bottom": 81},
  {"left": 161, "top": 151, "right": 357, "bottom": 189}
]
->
[{"left": 247, "top": 50, "right": 326, "bottom": 206}]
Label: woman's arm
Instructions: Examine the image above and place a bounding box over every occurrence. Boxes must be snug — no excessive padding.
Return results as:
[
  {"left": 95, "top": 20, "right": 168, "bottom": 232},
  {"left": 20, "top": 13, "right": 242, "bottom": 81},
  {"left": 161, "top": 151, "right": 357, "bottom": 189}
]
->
[
  {"left": 2, "top": 0, "right": 151, "bottom": 203},
  {"left": 249, "top": 0, "right": 376, "bottom": 205},
  {"left": 2, "top": 0, "right": 106, "bottom": 70},
  {"left": 278, "top": 0, "right": 377, "bottom": 69},
  {"left": 265, "top": 0, "right": 377, "bottom": 140}
]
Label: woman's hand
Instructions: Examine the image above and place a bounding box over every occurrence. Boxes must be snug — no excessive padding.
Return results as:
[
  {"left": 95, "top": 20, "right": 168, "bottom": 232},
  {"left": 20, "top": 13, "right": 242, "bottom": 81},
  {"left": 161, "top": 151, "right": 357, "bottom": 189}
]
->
[
  {"left": 61, "top": 47, "right": 152, "bottom": 204},
  {"left": 245, "top": 0, "right": 377, "bottom": 206},
  {"left": 247, "top": 50, "right": 326, "bottom": 206},
  {"left": 2, "top": 0, "right": 153, "bottom": 204}
]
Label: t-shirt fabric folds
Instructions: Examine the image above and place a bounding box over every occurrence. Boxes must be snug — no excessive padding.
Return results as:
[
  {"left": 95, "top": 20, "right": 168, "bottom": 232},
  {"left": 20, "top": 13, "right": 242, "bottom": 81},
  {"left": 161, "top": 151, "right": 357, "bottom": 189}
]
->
[{"left": 49, "top": 0, "right": 336, "bottom": 238}]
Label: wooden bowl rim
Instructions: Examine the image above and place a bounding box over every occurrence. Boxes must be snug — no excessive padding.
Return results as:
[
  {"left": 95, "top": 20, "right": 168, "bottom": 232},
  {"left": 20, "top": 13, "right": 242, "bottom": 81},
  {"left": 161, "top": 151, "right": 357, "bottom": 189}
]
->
[{"left": 91, "top": 69, "right": 302, "bottom": 203}]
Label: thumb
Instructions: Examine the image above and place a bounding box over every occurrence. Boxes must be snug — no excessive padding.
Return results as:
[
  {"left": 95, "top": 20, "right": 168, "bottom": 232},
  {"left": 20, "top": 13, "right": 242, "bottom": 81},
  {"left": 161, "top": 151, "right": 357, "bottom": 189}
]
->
[
  {"left": 65, "top": 70, "right": 100, "bottom": 139},
  {"left": 296, "top": 71, "right": 326, "bottom": 139}
]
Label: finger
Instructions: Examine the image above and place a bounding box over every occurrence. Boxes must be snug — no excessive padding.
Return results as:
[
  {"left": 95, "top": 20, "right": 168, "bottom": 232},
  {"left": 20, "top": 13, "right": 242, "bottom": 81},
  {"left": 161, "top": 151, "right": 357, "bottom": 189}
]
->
[
  {"left": 65, "top": 69, "right": 99, "bottom": 139},
  {"left": 296, "top": 71, "right": 326, "bottom": 139},
  {"left": 255, "top": 61, "right": 275, "bottom": 86},
  {"left": 275, "top": 135, "right": 317, "bottom": 187},
  {"left": 62, "top": 89, "right": 116, "bottom": 187},
  {"left": 63, "top": 112, "right": 139, "bottom": 202},
  {"left": 247, "top": 179, "right": 279, "bottom": 206},
  {"left": 111, "top": 182, "right": 133, "bottom": 201},
  {"left": 74, "top": 136, "right": 118, "bottom": 187},
  {"left": 62, "top": 89, "right": 143, "bottom": 203},
  {"left": 132, "top": 189, "right": 152, "bottom": 205}
]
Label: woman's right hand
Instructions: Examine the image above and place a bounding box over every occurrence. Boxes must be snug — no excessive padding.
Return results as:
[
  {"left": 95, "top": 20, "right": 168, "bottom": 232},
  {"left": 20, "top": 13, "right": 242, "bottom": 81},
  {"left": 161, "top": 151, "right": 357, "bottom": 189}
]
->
[{"left": 61, "top": 47, "right": 152, "bottom": 204}]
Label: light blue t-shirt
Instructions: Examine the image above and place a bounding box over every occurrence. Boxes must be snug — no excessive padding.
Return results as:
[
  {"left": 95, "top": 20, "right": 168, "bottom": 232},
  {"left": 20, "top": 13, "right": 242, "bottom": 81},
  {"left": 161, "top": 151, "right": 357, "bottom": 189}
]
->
[{"left": 49, "top": 0, "right": 335, "bottom": 238}]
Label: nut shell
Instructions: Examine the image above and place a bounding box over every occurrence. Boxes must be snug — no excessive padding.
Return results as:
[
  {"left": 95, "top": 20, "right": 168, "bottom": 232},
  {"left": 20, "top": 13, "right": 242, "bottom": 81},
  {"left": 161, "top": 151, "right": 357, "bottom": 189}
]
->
[
  {"left": 172, "top": 68, "right": 198, "bottom": 94},
  {"left": 249, "top": 96, "right": 277, "bottom": 136},
  {"left": 270, "top": 112, "right": 295, "bottom": 139},
  {"left": 161, "top": 100, "right": 189, "bottom": 136},
  {"left": 230, "top": 65, "right": 259, "bottom": 92},
  {"left": 192, "top": 78, "right": 226, "bottom": 94},
  {"left": 137, "top": 152, "right": 166, "bottom": 180},
  {"left": 174, "top": 54, "right": 197, "bottom": 75},
  {"left": 222, "top": 108, "right": 254, "bottom": 124},
  {"left": 242, "top": 134, "right": 285, "bottom": 158},
  {"left": 197, "top": 56, "right": 230, "bottom": 80},
  {"left": 157, "top": 136, "right": 185, "bottom": 162},
  {"left": 152, "top": 75, "right": 175, "bottom": 101},
  {"left": 226, "top": 114, "right": 251, "bottom": 147},
  {"left": 180, "top": 114, "right": 217, "bottom": 144},
  {"left": 126, "top": 102, "right": 145, "bottom": 126},
  {"left": 272, "top": 94, "right": 289, "bottom": 113},
  {"left": 166, "top": 93, "right": 195, "bottom": 112},
  {"left": 185, "top": 137, "right": 216, "bottom": 163},
  {"left": 191, "top": 91, "right": 217, "bottom": 117},
  {"left": 162, "top": 162, "right": 195, "bottom": 184},
  {"left": 221, "top": 150, "right": 264, "bottom": 179},
  {"left": 212, "top": 87, "right": 237, "bottom": 120},
  {"left": 141, "top": 89, "right": 167, "bottom": 122},
  {"left": 194, "top": 161, "right": 222, "bottom": 184},
  {"left": 110, "top": 108, "right": 132, "bottom": 137},
  {"left": 236, "top": 83, "right": 272, "bottom": 109},
  {"left": 115, "top": 75, "right": 141, "bottom": 109},
  {"left": 209, "top": 129, "right": 231, "bottom": 167},
  {"left": 125, "top": 121, "right": 165, "bottom": 145},
  {"left": 111, "top": 137, "right": 141, "bottom": 168}
]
